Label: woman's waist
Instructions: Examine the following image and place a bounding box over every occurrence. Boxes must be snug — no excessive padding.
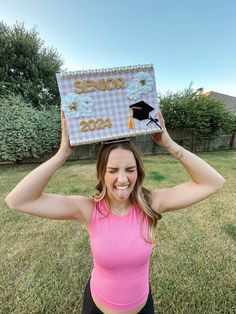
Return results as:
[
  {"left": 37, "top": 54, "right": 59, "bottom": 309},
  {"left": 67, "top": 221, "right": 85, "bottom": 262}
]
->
[
  {"left": 90, "top": 269, "right": 149, "bottom": 311},
  {"left": 92, "top": 295, "right": 147, "bottom": 314}
]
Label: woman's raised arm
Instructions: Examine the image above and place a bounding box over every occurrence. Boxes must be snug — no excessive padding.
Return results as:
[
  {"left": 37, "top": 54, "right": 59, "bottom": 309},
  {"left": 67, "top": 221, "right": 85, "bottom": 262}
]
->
[
  {"left": 5, "top": 111, "right": 93, "bottom": 223},
  {"left": 150, "top": 112, "right": 225, "bottom": 214}
]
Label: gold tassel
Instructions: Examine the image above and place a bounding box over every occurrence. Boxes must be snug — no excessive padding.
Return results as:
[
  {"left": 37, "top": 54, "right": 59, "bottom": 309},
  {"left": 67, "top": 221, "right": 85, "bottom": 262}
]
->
[{"left": 128, "top": 109, "right": 134, "bottom": 129}]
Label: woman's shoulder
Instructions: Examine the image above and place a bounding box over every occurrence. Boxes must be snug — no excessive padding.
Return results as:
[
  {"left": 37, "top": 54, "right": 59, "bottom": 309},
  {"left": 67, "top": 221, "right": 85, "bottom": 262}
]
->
[{"left": 71, "top": 195, "right": 95, "bottom": 229}]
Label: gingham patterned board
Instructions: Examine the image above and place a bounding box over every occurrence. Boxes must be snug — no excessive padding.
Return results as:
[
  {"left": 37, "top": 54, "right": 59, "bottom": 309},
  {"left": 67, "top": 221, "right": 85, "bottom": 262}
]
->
[{"left": 56, "top": 64, "right": 162, "bottom": 146}]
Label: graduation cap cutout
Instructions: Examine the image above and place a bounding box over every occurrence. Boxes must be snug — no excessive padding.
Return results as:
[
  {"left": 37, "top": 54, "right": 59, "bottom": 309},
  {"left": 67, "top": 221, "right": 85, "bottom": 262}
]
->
[{"left": 129, "top": 101, "right": 161, "bottom": 128}]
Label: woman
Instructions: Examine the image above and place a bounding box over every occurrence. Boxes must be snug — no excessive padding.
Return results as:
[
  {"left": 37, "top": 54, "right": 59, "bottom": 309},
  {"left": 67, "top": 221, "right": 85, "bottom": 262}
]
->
[{"left": 5, "top": 111, "right": 225, "bottom": 314}]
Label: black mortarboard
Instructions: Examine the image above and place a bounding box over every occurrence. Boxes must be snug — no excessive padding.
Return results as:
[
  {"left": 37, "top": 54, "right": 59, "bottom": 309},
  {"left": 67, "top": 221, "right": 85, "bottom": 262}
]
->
[{"left": 129, "top": 101, "right": 161, "bottom": 128}]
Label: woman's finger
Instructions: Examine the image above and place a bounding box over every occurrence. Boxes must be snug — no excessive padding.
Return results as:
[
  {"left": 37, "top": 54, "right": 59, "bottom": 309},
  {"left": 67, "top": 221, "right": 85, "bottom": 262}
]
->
[
  {"left": 60, "top": 110, "right": 64, "bottom": 129},
  {"left": 61, "top": 109, "right": 65, "bottom": 119},
  {"left": 60, "top": 110, "right": 67, "bottom": 133}
]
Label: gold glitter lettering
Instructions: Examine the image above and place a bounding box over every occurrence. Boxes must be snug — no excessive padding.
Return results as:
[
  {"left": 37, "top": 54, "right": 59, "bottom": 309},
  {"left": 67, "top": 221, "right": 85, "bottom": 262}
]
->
[{"left": 74, "top": 77, "right": 126, "bottom": 94}]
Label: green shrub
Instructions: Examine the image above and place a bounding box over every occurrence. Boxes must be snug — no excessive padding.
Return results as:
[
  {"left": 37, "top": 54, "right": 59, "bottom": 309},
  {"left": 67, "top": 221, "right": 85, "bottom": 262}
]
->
[
  {"left": 160, "top": 88, "right": 236, "bottom": 138},
  {"left": 0, "top": 94, "right": 60, "bottom": 162}
]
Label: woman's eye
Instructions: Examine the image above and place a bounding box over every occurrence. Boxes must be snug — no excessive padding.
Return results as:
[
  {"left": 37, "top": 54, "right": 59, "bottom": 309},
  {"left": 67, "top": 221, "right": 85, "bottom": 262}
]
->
[
  {"left": 127, "top": 169, "right": 136, "bottom": 173},
  {"left": 107, "top": 169, "right": 136, "bottom": 173}
]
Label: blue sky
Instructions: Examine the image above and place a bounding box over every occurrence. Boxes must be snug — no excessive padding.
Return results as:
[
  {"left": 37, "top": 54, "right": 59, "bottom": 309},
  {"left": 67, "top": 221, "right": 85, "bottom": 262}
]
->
[{"left": 1, "top": 0, "right": 236, "bottom": 96}]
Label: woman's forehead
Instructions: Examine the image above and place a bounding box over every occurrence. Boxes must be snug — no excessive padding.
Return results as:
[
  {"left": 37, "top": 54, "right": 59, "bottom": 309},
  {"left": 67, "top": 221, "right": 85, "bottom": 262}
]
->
[{"left": 107, "top": 148, "right": 136, "bottom": 166}]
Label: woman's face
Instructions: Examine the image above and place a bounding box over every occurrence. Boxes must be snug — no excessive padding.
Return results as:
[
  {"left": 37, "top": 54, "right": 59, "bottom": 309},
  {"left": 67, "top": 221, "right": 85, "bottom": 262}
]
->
[{"left": 104, "top": 148, "right": 138, "bottom": 202}]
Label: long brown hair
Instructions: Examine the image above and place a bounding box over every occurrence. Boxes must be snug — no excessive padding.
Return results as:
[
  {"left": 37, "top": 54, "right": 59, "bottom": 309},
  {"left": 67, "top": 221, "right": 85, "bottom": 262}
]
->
[{"left": 94, "top": 140, "right": 162, "bottom": 244}]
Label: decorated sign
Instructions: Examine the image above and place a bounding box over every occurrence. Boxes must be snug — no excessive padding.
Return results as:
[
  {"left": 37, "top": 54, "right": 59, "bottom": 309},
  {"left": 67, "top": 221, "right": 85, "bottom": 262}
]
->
[{"left": 56, "top": 64, "right": 162, "bottom": 146}]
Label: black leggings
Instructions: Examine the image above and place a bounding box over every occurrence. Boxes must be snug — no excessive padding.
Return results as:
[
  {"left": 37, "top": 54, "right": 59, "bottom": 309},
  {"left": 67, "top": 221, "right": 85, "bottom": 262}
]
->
[{"left": 81, "top": 278, "right": 155, "bottom": 314}]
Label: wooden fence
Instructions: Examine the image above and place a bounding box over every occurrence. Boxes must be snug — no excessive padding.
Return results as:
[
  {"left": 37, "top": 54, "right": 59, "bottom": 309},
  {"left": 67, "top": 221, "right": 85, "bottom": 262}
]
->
[
  {"left": 0, "top": 133, "right": 234, "bottom": 165},
  {"left": 134, "top": 134, "right": 233, "bottom": 154}
]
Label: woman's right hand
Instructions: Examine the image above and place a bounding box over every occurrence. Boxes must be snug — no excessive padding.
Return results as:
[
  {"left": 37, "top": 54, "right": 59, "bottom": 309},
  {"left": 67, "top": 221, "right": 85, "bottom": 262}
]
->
[
  {"left": 150, "top": 111, "right": 173, "bottom": 149},
  {"left": 57, "top": 110, "right": 75, "bottom": 159}
]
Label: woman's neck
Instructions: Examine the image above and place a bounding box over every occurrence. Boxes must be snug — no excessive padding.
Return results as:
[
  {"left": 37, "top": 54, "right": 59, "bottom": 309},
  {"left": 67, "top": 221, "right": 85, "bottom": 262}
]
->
[{"left": 105, "top": 197, "right": 132, "bottom": 215}]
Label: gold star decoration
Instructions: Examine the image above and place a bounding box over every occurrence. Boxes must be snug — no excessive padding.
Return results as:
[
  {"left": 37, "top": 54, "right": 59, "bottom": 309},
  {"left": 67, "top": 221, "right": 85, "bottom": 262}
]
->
[
  {"left": 69, "top": 101, "right": 78, "bottom": 111},
  {"left": 140, "top": 79, "right": 146, "bottom": 86}
]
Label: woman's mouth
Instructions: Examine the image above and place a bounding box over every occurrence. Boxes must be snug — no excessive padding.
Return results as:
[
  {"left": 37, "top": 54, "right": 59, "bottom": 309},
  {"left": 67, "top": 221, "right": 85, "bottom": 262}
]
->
[
  {"left": 115, "top": 185, "right": 129, "bottom": 190},
  {"left": 114, "top": 185, "right": 129, "bottom": 198}
]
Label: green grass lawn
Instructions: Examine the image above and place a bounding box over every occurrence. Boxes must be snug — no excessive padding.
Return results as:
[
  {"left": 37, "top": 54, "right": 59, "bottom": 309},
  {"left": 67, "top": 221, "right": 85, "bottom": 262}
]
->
[{"left": 0, "top": 151, "right": 235, "bottom": 314}]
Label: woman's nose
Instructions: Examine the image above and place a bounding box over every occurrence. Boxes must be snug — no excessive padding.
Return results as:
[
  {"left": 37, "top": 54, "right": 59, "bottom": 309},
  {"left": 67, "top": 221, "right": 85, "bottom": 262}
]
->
[{"left": 117, "top": 171, "right": 128, "bottom": 182}]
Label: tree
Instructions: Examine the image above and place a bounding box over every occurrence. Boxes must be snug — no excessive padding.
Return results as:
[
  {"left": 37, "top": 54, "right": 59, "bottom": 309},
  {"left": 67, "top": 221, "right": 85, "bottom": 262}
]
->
[
  {"left": 160, "top": 87, "right": 236, "bottom": 139},
  {"left": 0, "top": 21, "right": 63, "bottom": 108}
]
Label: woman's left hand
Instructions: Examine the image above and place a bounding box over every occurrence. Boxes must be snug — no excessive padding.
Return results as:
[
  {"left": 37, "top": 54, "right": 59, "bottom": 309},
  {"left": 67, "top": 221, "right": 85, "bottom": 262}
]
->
[{"left": 150, "top": 111, "right": 173, "bottom": 148}]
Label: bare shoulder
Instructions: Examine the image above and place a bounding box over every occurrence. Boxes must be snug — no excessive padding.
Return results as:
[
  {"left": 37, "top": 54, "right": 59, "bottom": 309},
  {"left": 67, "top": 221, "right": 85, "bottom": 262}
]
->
[
  {"left": 150, "top": 189, "right": 166, "bottom": 214},
  {"left": 69, "top": 195, "right": 94, "bottom": 225}
]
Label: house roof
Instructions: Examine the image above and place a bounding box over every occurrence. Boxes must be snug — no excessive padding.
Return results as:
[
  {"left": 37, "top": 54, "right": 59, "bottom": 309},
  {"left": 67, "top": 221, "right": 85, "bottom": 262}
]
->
[{"left": 204, "top": 91, "right": 236, "bottom": 112}]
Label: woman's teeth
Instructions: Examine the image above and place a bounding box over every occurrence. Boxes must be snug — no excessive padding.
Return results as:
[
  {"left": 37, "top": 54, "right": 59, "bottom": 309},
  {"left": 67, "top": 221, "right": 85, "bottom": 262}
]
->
[{"left": 115, "top": 185, "right": 128, "bottom": 189}]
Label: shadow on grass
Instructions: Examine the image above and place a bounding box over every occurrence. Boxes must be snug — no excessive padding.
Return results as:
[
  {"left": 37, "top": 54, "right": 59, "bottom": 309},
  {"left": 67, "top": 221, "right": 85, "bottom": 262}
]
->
[
  {"left": 148, "top": 171, "right": 165, "bottom": 181},
  {"left": 222, "top": 223, "right": 236, "bottom": 241}
]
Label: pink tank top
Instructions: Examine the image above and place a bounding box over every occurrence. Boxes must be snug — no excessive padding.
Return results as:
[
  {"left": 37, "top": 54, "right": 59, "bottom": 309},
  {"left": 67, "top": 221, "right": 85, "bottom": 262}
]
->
[{"left": 89, "top": 199, "right": 153, "bottom": 312}]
